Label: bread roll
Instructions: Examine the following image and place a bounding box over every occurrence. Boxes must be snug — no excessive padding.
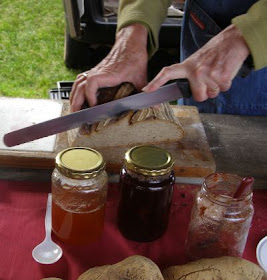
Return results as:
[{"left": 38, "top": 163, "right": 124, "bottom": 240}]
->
[
  {"left": 41, "top": 278, "right": 63, "bottom": 280},
  {"left": 77, "top": 255, "right": 164, "bottom": 280},
  {"left": 162, "top": 256, "right": 267, "bottom": 280}
]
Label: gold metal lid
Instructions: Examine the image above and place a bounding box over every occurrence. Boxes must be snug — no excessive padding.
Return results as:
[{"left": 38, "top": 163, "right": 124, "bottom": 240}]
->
[
  {"left": 55, "top": 147, "right": 105, "bottom": 179},
  {"left": 125, "top": 145, "right": 174, "bottom": 176}
]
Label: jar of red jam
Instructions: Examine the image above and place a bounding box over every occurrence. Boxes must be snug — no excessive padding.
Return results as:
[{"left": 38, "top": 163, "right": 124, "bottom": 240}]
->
[
  {"left": 51, "top": 147, "right": 108, "bottom": 245},
  {"left": 117, "top": 145, "right": 175, "bottom": 242},
  {"left": 185, "top": 172, "right": 254, "bottom": 261}
]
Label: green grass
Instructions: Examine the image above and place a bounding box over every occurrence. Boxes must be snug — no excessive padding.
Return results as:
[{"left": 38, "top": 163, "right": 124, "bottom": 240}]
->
[{"left": 0, "top": 0, "right": 78, "bottom": 99}]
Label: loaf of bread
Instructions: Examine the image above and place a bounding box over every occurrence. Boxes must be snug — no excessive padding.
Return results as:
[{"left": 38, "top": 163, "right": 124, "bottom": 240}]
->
[
  {"left": 68, "top": 83, "right": 184, "bottom": 148},
  {"left": 41, "top": 278, "right": 63, "bottom": 280},
  {"left": 77, "top": 255, "right": 164, "bottom": 280},
  {"left": 47, "top": 255, "right": 266, "bottom": 280},
  {"left": 162, "top": 256, "right": 267, "bottom": 280}
]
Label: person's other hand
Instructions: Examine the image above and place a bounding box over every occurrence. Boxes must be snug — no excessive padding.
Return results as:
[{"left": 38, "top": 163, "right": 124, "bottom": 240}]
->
[
  {"left": 142, "top": 24, "right": 250, "bottom": 102},
  {"left": 70, "top": 24, "right": 148, "bottom": 112}
]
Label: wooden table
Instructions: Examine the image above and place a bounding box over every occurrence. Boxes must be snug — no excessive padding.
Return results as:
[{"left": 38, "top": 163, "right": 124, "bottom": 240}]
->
[
  {"left": 201, "top": 114, "right": 267, "bottom": 189},
  {"left": 0, "top": 113, "right": 266, "bottom": 188},
  {"left": 0, "top": 108, "right": 266, "bottom": 279}
]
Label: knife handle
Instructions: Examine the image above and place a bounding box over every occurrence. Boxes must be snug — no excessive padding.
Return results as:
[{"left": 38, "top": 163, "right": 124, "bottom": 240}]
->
[
  {"left": 176, "top": 79, "right": 192, "bottom": 99},
  {"left": 237, "top": 55, "right": 253, "bottom": 78}
]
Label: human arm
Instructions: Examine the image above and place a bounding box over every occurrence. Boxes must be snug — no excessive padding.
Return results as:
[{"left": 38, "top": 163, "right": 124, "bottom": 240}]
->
[
  {"left": 143, "top": 0, "right": 267, "bottom": 101},
  {"left": 70, "top": 0, "right": 171, "bottom": 112},
  {"left": 70, "top": 24, "right": 148, "bottom": 112},
  {"left": 117, "top": 0, "right": 172, "bottom": 58},
  {"left": 232, "top": 0, "right": 267, "bottom": 70},
  {"left": 143, "top": 23, "right": 250, "bottom": 102}
]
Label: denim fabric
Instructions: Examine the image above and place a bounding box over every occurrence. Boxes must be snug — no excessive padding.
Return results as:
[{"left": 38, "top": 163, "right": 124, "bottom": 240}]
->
[{"left": 179, "top": 0, "right": 267, "bottom": 115}]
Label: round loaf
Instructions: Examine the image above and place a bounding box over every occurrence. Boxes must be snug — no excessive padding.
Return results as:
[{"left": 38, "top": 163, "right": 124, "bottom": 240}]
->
[
  {"left": 41, "top": 278, "right": 63, "bottom": 280},
  {"left": 77, "top": 255, "right": 164, "bottom": 280},
  {"left": 162, "top": 256, "right": 267, "bottom": 280}
]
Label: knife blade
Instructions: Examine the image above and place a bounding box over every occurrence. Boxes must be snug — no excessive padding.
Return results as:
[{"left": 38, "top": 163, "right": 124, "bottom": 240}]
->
[{"left": 4, "top": 79, "right": 191, "bottom": 147}]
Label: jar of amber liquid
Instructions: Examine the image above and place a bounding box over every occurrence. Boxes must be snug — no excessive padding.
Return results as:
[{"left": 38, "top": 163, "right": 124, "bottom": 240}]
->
[
  {"left": 117, "top": 145, "right": 175, "bottom": 242},
  {"left": 51, "top": 147, "right": 108, "bottom": 245},
  {"left": 185, "top": 173, "right": 254, "bottom": 261}
]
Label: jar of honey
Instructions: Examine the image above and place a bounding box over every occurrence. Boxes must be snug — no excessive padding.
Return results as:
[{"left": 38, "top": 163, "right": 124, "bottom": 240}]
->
[
  {"left": 185, "top": 172, "right": 254, "bottom": 261},
  {"left": 51, "top": 147, "right": 108, "bottom": 245},
  {"left": 117, "top": 145, "right": 175, "bottom": 242}
]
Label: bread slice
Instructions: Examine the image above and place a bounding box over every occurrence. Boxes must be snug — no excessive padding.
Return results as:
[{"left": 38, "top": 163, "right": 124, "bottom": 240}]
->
[{"left": 68, "top": 83, "right": 184, "bottom": 149}]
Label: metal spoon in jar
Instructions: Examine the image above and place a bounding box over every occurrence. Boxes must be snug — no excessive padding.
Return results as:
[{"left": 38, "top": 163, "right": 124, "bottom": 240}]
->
[{"left": 32, "top": 193, "right": 63, "bottom": 264}]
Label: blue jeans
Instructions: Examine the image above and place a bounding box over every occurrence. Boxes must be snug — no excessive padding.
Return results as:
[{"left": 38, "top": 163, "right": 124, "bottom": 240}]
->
[{"left": 179, "top": 0, "right": 267, "bottom": 115}]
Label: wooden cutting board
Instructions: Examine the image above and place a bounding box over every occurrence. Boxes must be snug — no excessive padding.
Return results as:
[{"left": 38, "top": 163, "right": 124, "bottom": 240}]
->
[{"left": 0, "top": 99, "right": 215, "bottom": 178}]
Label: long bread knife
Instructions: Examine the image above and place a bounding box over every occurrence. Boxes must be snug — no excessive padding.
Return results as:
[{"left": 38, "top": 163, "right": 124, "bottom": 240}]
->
[{"left": 4, "top": 79, "right": 191, "bottom": 147}]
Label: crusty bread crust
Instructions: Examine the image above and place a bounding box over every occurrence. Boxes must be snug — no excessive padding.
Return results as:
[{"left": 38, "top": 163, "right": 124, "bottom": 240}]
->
[
  {"left": 163, "top": 256, "right": 266, "bottom": 280},
  {"left": 68, "top": 83, "right": 184, "bottom": 149},
  {"left": 77, "top": 255, "right": 164, "bottom": 280},
  {"left": 68, "top": 104, "right": 184, "bottom": 148}
]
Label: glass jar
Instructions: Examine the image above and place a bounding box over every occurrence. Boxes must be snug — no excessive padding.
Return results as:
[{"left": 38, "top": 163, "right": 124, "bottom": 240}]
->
[
  {"left": 51, "top": 147, "right": 108, "bottom": 245},
  {"left": 117, "top": 145, "right": 175, "bottom": 242},
  {"left": 185, "top": 172, "right": 254, "bottom": 261}
]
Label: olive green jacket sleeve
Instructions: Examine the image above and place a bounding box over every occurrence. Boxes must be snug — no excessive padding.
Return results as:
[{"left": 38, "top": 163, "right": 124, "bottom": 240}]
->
[
  {"left": 117, "top": 0, "right": 172, "bottom": 58},
  {"left": 118, "top": 0, "right": 267, "bottom": 70},
  {"left": 232, "top": 0, "right": 267, "bottom": 70}
]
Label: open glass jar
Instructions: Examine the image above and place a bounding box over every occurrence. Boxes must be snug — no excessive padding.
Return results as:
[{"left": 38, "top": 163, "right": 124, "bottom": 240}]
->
[
  {"left": 185, "top": 172, "right": 254, "bottom": 261},
  {"left": 117, "top": 145, "right": 175, "bottom": 242},
  {"left": 51, "top": 147, "right": 108, "bottom": 245}
]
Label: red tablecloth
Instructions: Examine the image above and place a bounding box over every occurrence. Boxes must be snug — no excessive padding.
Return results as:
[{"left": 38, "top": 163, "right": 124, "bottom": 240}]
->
[{"left": 0, "top": 179, "right": 266, "bottom": 280}]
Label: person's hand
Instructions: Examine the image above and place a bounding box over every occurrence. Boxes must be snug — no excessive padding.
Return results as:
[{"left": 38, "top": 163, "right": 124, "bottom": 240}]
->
[
  {"left": 70, "top": 24, "right": 148, "bottom": 112},
  {"left": 142, "top": 24, "right": 250, "bottom": 102}
]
